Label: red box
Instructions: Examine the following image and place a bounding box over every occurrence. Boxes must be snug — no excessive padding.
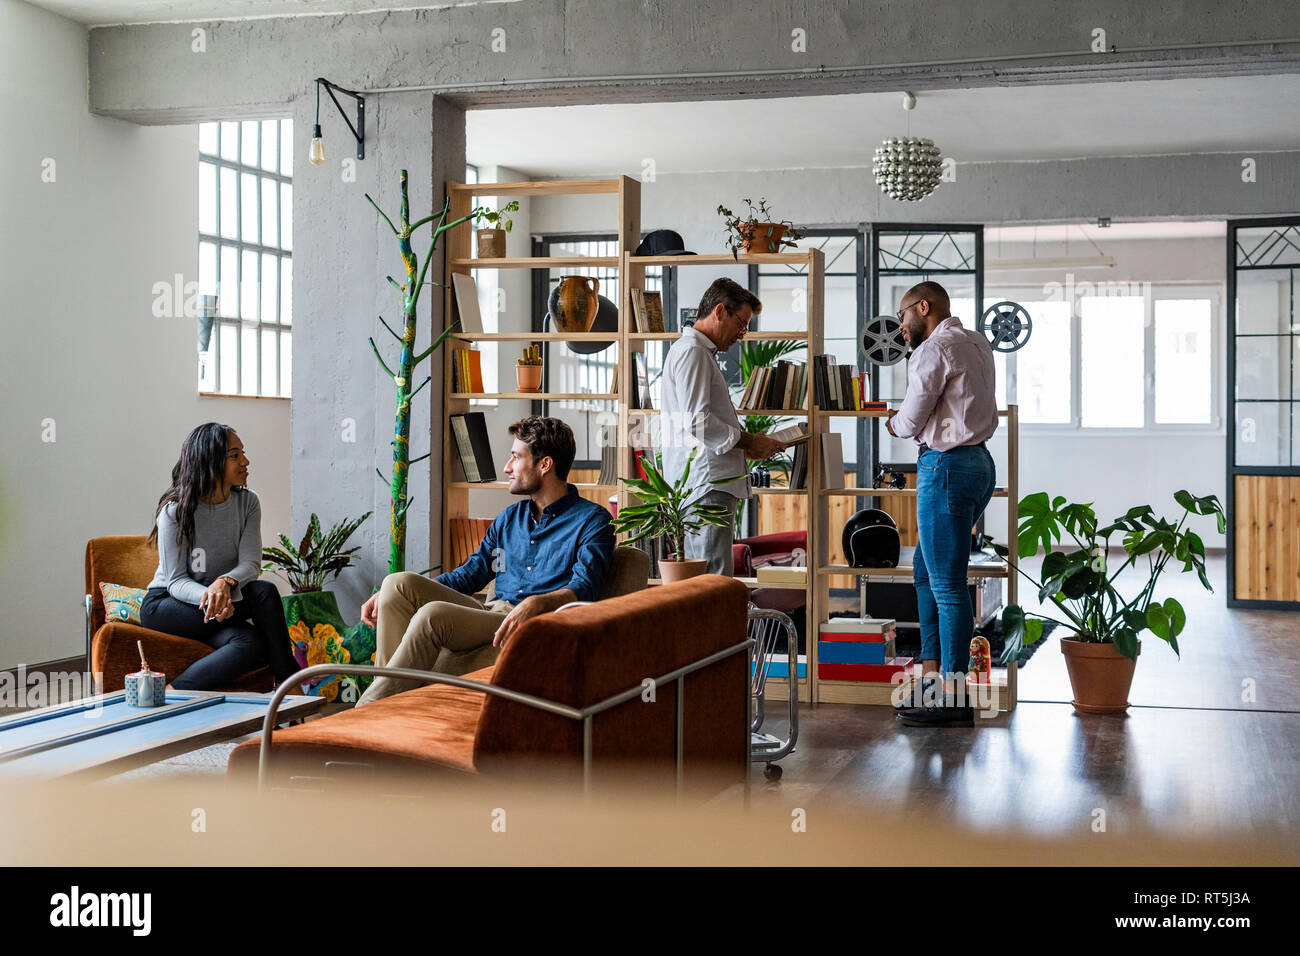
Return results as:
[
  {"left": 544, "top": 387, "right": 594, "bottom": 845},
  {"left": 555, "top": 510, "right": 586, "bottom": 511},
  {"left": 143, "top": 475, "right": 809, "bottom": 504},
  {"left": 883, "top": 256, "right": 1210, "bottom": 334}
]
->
[
  {"left": 818, "top": 618, "right": 897, "bottom": 644},
  {"left": 817, "top": 657, "right": 913, "bottom": 682}
]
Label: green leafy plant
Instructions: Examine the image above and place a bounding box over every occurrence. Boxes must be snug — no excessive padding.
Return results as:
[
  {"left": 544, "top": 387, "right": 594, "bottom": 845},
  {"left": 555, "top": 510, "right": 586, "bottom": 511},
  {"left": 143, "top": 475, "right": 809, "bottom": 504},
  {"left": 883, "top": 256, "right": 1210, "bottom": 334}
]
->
[
  {"left": 717, "top": 197, "right": 804, "bottom": 258},
  {"left": 990, "top": 490, "right": 1226, "bottom": 665},
  {"left": 474, "top": 199, "right": 521, "bottom": 233},
  {"left": 263, "top": 512, "right": 373, "bottom": 593},
  {"left": 611, "top": 448, "right": 741, "bottom": 560}
]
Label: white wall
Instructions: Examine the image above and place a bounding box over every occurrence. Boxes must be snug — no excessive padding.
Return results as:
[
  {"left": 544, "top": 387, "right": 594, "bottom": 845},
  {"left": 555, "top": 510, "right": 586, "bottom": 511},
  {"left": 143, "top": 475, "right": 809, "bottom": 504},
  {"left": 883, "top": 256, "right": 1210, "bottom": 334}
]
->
[
  {"left": 529, "top": 172, "right": 1230, "bottom": 547},
  {"left": 0, "top": 0, "right": 291, "bottom": 669}
]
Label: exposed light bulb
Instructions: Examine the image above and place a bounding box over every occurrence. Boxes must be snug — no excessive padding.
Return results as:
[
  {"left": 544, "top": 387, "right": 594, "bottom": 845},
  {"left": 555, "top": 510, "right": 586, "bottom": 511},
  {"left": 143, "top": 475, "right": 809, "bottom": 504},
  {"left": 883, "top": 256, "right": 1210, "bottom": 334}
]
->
[{"left": 309, "top": 124, "right": 325, "bottom": 166}]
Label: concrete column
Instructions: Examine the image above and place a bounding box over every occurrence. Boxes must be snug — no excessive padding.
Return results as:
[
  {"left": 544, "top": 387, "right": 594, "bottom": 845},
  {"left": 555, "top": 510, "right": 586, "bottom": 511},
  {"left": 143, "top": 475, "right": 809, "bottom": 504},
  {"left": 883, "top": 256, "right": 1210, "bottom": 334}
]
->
[{"left": 292, "top": 90, "right": 464, "bottom": 622}]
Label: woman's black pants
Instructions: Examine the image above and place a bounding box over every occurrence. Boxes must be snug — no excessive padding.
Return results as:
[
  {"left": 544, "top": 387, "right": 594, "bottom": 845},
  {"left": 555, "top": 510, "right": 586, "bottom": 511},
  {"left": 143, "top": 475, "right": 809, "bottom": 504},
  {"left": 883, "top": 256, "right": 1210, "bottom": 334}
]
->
[{"left": 140, "top": 581, "right": 299, "bottom": 690}]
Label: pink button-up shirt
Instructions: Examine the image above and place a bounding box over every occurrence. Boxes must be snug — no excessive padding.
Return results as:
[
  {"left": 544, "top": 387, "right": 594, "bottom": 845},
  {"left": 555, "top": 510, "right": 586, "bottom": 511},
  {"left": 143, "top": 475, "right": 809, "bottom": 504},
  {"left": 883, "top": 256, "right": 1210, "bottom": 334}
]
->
[{"left": 889, "top": 316, "right": 998, "bottom": 451}]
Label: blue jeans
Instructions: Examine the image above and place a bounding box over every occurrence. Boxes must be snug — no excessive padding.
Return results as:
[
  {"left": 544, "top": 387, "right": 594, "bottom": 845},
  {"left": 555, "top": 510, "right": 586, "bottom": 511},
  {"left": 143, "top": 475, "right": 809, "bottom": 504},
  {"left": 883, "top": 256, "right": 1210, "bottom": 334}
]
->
[{"left": 914, "top": 444, "right": 996, "bottom": 677}]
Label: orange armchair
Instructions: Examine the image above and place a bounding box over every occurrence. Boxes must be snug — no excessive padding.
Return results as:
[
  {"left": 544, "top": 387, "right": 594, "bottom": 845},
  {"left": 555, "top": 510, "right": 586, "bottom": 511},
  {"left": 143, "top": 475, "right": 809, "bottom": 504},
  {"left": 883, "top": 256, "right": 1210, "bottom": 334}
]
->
[{"left": 85, "top": 535, "right": 273, "bottom": 693}]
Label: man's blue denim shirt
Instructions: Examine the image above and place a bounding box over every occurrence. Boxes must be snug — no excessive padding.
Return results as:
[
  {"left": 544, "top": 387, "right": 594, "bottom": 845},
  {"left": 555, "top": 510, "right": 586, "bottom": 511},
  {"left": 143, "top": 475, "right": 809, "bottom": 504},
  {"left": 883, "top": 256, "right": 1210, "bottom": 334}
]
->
[{"left": 436, "top": 484, "right": 616, "bottom": 604}]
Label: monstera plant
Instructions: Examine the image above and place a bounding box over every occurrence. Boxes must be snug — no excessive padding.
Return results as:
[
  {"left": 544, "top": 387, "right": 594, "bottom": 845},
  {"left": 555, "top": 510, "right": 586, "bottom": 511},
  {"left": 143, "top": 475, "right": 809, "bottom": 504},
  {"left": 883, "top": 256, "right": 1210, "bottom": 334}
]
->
[{"left": 991, "top": 490, "right": 1225, "bottom": 714}]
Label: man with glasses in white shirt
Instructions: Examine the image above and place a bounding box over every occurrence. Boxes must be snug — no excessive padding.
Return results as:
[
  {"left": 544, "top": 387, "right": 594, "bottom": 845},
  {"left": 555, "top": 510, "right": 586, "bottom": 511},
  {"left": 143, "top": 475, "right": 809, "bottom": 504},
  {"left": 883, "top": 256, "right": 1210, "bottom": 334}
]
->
[{"left": 661, "top": 278, "right": 786, "bottom": 575}]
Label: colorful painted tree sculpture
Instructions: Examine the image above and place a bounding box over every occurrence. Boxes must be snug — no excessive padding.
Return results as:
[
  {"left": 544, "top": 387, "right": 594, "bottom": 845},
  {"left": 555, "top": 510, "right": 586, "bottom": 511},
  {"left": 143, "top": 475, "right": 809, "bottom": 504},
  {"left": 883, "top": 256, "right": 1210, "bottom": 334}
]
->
[{"left": 366, "top": 169, "right": 482, "bottom": 574}]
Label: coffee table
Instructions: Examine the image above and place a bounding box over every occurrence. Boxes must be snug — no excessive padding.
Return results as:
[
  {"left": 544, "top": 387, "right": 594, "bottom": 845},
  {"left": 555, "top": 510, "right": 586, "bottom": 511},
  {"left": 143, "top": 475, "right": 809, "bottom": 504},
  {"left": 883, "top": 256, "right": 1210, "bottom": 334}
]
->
[{"left": 0, "top": 689, "right": 324, "bottom": 780}]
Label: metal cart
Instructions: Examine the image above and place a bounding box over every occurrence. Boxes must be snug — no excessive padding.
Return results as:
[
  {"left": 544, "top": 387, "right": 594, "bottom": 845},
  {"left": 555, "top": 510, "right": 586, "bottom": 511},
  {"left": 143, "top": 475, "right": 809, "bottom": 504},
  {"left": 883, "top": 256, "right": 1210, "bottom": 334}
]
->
[{"left": 749, "top": 605, "right": 799, "bottom": 780}]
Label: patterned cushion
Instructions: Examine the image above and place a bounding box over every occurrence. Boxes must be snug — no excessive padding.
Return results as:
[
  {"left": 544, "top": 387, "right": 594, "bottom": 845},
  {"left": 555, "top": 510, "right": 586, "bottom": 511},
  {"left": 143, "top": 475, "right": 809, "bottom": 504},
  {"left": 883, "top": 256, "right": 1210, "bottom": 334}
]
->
[{"left": 100, "top": 582, "right": 146, "bottom": 625}]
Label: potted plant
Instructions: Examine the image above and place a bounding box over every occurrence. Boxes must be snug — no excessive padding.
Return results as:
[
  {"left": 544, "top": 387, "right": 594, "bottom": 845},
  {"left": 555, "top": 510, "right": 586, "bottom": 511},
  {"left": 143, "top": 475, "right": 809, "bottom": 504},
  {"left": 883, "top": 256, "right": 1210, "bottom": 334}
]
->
[
  {"left": 262, "top": 511, "right": 377, "bottom": 702},
  {"left": 717, "top": 197, "right": 804, "bottom": 259},
  {"left": 611, "top": 448, "right": 741, "bottom": 583},
  {"left": 516, "top": 343, "right": 543, "bottom": 392},
  {"left": 473, "top": 199, "right": 520, "bottom": 259},
  {"left": 991, "top": 490, "right": 1225, "bottom": 715}
]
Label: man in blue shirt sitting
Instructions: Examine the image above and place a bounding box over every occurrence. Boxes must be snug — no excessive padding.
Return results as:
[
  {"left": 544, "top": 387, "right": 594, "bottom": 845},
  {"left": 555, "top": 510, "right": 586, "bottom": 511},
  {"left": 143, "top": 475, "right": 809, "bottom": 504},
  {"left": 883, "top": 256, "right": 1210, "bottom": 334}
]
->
[{"left": 357, "top": 416, "right": 615, "bottom": 704}]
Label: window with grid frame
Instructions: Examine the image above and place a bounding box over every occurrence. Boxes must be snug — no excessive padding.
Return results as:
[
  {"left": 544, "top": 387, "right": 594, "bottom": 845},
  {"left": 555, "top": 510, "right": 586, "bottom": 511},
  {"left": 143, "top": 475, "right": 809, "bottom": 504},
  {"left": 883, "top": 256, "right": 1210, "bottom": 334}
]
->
[{"left": 198, "top": 119, "right": 293, "bottom": 397}]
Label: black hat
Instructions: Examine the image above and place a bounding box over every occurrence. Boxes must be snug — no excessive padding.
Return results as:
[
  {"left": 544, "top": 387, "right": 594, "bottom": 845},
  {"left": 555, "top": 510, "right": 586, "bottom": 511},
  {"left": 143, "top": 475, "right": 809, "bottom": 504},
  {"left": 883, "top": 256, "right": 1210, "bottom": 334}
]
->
[{"left": 634, "top": 229, "right": 695, "bottom": 257}]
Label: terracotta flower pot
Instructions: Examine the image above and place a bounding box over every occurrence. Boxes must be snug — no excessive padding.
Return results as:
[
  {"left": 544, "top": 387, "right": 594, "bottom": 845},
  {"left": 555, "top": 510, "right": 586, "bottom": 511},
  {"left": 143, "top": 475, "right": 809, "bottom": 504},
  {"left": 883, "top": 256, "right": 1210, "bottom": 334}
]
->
[
  {"left": 658, "top": 558, "right": 707, "bottom": 583},
  {"left": 743, "top": 222, "right": 788, "bottom": 254},
  {"left": 1060, "top": 637, "right": 1141, "bottom": 715},
  {"left": 516, "top": 364, "right": 543, "bottom": 392},
  {"left": 477, "top": 227, "right": 506, "bottom": 259}
]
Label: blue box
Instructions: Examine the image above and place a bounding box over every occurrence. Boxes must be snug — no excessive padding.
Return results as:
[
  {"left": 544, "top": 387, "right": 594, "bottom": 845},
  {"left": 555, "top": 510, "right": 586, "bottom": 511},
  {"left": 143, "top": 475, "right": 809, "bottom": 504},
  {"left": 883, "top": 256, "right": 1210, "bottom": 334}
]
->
[
  {"left": 757, "top": 654, "right": 806, "bottom": 679},
  {"left": 817, "top": 640, "right": 891, "bottom": 665}
]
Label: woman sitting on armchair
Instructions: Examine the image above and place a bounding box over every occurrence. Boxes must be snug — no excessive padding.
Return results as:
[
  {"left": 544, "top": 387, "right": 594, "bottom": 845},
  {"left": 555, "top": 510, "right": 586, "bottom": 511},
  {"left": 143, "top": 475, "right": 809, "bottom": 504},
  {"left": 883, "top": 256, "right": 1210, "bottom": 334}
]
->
[{"left": 141, "top": 422, "right": 300, "bottom": 691}]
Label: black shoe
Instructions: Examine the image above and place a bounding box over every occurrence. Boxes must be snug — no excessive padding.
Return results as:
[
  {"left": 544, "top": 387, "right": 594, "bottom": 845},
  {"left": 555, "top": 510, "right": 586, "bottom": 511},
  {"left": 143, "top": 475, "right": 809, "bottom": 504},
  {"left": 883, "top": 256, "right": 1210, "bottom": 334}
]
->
[
  {"left": 897, "top": 701, "right": 975, "bottom": 727},
  {"left": 893, "top": 674, "right": 940, "bottom": 714}
]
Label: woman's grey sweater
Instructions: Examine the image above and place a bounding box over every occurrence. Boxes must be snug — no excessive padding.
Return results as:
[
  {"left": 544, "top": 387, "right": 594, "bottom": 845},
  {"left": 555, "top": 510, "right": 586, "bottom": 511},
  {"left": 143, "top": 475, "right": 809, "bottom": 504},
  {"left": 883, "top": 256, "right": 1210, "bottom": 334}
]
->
[{"left": 148, "top": 488, "right": 263, "bottom": 605}]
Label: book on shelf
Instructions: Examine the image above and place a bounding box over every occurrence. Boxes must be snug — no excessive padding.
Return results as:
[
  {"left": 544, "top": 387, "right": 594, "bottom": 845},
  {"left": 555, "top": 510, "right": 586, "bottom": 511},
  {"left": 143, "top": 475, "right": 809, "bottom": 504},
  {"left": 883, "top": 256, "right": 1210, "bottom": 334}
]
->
[
  {"left": 789, "top": 441, "right": 808, "bottom": 489},
  {"left": 739, "top": 361, "right": 808, "bottom": 411},
  {"left": 755, "top": 565, "right": 807, "bottom": 585},
  {"left": 449, "top": 412, "right": 496, "bottom": 483},
  {"left": 633, "top": 353, "right": 653, "bottom": 410},
  {"left": 451, "top": 347, "right": 484, "bottom": 393},
  {"left": 820, "top": 432, "right": 846, "bottom": 489},
  {"left": 630, "top": 288, "right": 649, "bottom": 333},
  {"left": 814, "top": 354, "right": 877, "bottom": 411},
  {"left": 643, "top": 291, "right": 666, "bottom": 333},
  {"left": 597, "top": 424, "right": 619, "bottom": 486},
  {"left": 451, "top": 273, "right": 483, "bottom": 335}
]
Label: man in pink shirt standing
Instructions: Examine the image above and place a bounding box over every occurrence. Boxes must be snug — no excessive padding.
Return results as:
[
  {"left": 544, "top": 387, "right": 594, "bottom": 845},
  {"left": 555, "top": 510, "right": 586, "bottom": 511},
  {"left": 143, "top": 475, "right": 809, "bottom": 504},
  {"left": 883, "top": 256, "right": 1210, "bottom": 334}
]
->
[{"left": 885, "top": 281, "right": 998, "bottom": 726}]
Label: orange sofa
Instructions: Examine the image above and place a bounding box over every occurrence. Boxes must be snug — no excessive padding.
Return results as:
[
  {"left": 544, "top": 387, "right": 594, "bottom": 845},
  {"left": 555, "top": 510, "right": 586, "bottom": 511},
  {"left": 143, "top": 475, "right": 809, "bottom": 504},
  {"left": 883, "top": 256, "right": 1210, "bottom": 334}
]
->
[
  {"left": 229, "top": 575, "right": 752, "bottom": 792},
  {"left": 86, "top": 535, "right": 273, "bottom": 693}
]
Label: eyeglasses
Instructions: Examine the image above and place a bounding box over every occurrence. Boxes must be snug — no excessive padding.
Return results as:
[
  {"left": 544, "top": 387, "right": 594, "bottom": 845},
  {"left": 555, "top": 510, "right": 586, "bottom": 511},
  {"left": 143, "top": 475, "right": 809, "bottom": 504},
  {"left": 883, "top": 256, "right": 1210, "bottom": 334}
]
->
[{"left": 896, "top": 300, "right": 923, "bottom": 321}]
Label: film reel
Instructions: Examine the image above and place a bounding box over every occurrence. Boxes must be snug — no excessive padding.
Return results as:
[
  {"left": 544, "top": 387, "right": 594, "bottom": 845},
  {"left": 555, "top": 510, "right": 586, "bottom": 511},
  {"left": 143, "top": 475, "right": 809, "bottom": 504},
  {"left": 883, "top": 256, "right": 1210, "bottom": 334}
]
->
[
  {"left": 862, "top": 314, "right": 909, "bottom": 366},
  {"left": 978, "top": 301, "right": 1033, "bottom": 353}
]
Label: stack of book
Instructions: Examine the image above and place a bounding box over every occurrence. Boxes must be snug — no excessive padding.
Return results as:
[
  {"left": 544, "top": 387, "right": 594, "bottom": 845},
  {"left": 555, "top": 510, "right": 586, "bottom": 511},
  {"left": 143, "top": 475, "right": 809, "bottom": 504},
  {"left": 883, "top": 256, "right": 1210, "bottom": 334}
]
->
[
  {"left": 739, "top": 361, "right": 808, "bottom": 411},
  {"left": 450, "top": 347, "right": 484, "bottom": 394},
  {"left": 813, "top": 355, "right": 871, "bottom": 410}
]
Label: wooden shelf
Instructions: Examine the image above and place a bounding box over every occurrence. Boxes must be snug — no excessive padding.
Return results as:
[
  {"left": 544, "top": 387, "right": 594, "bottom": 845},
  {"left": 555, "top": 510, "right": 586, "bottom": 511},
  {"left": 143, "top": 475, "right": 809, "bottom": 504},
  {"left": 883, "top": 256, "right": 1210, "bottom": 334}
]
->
[
  {"left": 452, "top": 256, "right": 618, "bottom": 270},
  {"left": 818, "top": 409, "right": 892, "bottom": 417},
  {"left": 628, "top": 331, "right": 808, "bottom": 342},
  {"left": 752, "top": 487, "right": 806, "bottom": 495},
  {"left": 628, "top": 252, "right": 816, "bottom": 267},
  {"left": 818, "top": 487, "right": 1009, "bottom": 498},
  {"left": 818, "top": 564, "right": 1010, "bottom": 579},
  {"left": 449, "top": 392, "right": 618, "bottom": 400},
  {"left": 455, "top": 332, "right": 619, "bottom": 342},
  {"left": 629, "top": 407, "right": 809, "bottom": 416}
]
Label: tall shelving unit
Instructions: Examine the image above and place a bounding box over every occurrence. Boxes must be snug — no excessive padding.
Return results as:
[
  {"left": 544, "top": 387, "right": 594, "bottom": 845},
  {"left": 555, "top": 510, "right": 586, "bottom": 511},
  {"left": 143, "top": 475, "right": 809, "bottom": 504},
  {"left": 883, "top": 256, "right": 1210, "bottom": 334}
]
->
[{"left": 441, "top": 176, "right": 640, "bottom": 559}]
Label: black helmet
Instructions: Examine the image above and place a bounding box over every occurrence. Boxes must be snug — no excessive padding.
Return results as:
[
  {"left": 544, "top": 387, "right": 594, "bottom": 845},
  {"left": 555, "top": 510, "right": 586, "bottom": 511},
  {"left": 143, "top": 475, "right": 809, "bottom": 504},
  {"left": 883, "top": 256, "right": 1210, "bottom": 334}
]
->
[{"left": 843, "top": 508, "right": 901, "bottom": 568}]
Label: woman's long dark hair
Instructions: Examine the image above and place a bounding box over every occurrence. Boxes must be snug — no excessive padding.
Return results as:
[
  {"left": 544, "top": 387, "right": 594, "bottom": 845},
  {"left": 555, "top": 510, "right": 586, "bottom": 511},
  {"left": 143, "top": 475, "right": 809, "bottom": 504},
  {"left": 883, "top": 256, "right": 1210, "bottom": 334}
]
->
[{"left": 148, "top": 423, "right": 235, "bottom": 550}]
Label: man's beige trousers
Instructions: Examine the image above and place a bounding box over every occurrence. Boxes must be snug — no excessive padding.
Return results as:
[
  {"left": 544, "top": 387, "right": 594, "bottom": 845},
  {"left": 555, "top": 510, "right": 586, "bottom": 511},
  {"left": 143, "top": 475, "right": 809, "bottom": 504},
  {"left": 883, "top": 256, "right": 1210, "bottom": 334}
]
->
[{"left": 358, "top": 572, "right": 512, "bottom": 705}]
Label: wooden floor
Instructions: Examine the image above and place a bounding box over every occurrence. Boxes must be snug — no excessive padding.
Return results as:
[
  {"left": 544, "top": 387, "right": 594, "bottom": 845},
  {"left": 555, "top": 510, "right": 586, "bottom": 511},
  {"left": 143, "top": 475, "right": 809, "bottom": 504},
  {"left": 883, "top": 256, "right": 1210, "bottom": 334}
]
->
[
  {"left": 753, "top": 554, "right": 1300, "bottom": 840},
  {"left": 13, "top": 554, "right": 1298, "bottom": 845}
]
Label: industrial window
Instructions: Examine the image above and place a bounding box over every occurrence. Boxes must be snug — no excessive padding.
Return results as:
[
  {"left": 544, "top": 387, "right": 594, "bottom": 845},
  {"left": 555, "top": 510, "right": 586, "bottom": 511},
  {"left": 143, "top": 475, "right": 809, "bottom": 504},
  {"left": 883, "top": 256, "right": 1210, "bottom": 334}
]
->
[{"left": 197, "top": 119, "right": 293, "bottom": 397}]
